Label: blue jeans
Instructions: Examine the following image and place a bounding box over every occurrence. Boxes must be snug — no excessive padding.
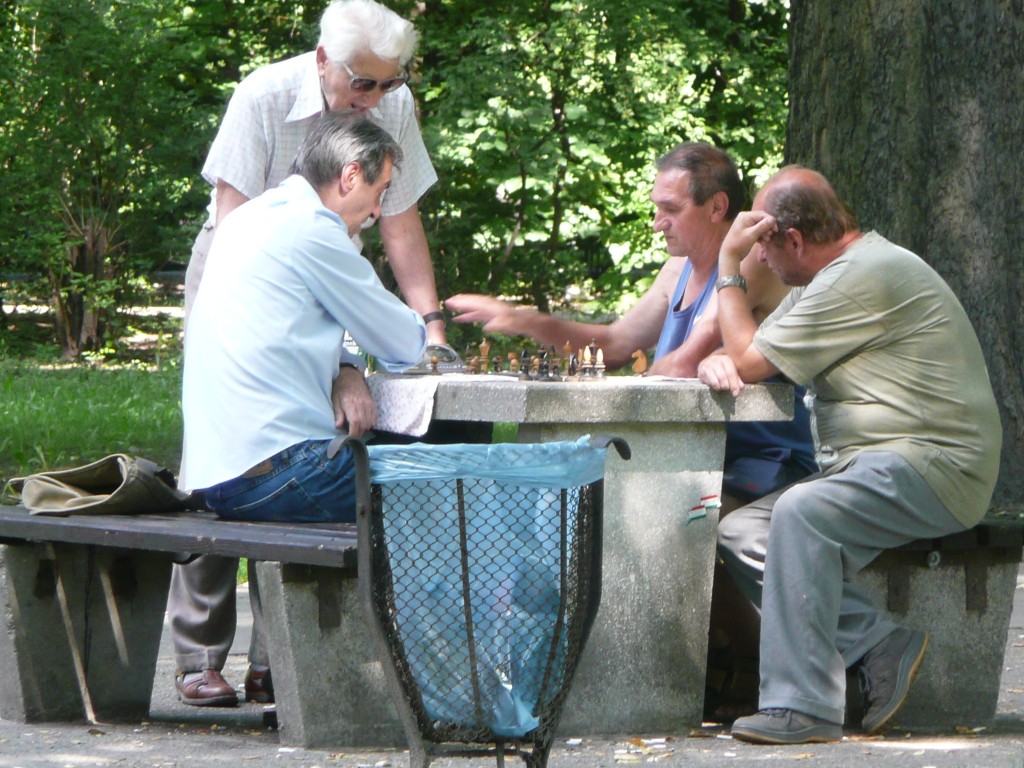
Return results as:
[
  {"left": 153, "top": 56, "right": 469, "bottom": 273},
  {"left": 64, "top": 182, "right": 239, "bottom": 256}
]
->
[{"left": 204, "top": 439, "right": 357, "bottom": 523}]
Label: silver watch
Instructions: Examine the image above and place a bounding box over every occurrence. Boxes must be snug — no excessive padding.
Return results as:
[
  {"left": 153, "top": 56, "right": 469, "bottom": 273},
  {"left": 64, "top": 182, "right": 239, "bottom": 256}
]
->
[{"left": 715, "top": 274, "right": 748, "bottom": 293}]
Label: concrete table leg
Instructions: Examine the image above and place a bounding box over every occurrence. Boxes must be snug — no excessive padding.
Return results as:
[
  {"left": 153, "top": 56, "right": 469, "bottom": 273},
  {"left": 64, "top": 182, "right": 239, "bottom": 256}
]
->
[
  {"left": 0, "top": 543, "right": 170, "bottom": 723},
  {"left": 255, "top": 561, "right": 404, "bottom": 748},
  {"left": 516, "top": 422, "right": 725, "bottom": 736}
]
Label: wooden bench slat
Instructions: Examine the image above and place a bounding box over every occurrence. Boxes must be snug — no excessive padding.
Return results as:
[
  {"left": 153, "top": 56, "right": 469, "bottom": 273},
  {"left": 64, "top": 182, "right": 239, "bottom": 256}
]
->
[{"left": 0, "top": 507, "right": 358, "bottom": 569}]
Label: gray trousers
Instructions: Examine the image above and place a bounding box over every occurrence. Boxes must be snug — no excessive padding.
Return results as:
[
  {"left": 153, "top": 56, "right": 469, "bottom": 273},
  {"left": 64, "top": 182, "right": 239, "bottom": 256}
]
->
[
  {"left": 168, "top": 554, "right": 268, "bottom": 672},
  {"left": 169, "top": 221, "right": 269, "bottom": 673},
  {"left": 717, "top": 451, "right": 966, "bottom": 724}
]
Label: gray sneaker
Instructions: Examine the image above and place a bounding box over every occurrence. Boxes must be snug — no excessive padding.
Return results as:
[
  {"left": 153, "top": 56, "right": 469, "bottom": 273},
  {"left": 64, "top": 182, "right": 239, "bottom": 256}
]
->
[
  {"left": 858, "top": 627, "right": 928, "bottom": 734},
  {"left": 731, "top": 708, "right": 842, "bottom": 744}
]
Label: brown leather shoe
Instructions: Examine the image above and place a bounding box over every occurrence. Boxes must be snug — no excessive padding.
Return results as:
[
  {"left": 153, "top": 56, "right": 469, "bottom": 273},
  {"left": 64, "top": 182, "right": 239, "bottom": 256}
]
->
[
  {"left": 244, "top": 666, "right": 275, "bottom": 704},
  {"left": 175, "top": 669, "right": 239, "bottom": 707}
]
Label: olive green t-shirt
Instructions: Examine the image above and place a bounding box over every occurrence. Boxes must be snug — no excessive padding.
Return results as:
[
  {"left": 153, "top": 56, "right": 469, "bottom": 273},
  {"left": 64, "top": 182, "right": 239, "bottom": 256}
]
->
[{"left": 753, "top": 232, "right": 1001, "bottom": 527}]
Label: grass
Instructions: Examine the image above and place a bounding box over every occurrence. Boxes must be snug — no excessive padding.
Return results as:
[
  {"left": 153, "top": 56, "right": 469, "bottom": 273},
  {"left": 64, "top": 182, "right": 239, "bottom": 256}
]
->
[{"left": 0, "top": 359, "right": 184, "bottom": 496}]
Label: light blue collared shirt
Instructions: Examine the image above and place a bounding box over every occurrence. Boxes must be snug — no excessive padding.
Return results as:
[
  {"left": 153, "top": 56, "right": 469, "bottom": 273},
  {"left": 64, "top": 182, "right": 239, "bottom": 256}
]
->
[{"left": 181, "top": 175, "right": 426, "bottom": 490}]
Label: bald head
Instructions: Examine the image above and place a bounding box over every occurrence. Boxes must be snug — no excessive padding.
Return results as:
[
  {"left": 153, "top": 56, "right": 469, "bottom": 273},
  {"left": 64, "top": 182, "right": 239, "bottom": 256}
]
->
[{"left": 755, "top": 165, "right": 859, "bottom": 245}]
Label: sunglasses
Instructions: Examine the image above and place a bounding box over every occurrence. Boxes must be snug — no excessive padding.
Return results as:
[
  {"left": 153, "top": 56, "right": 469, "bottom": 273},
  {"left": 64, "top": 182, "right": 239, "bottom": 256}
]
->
[{"left": 340, "top": 61, "right": 409, "bottom": 94}]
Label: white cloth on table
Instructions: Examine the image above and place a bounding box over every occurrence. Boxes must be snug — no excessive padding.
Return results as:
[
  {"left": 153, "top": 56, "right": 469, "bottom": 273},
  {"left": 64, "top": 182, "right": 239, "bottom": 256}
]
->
[{"left": 368, "top": 373, "right": 511, "bottom": 437}]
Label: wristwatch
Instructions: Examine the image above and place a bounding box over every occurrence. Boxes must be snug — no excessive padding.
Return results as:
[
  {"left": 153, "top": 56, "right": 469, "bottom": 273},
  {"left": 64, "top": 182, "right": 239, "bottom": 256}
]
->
[{"left": 715, "top": 274, "right": 748, "bottom": 293}]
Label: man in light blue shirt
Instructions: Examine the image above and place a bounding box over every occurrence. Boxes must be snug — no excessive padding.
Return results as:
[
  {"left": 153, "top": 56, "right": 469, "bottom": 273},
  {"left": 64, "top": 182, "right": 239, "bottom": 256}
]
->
[{"left": 175, "top": 113, "right": 426, "bottom": 705}]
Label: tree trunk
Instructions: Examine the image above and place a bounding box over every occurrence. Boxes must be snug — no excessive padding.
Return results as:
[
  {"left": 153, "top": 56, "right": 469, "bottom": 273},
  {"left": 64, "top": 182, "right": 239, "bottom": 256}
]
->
[
  {"left": 786, "top": 0, "right": 1024, "bottom": 507},
  {"left": 52, "top": 215, "right": 113, "bottom": 361}
]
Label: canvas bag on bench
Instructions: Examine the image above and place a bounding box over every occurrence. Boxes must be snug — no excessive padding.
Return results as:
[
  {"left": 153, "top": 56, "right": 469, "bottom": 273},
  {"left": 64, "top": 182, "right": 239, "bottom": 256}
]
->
[{"left": 10, "top": 454, "right": 194, "bottom": 515}]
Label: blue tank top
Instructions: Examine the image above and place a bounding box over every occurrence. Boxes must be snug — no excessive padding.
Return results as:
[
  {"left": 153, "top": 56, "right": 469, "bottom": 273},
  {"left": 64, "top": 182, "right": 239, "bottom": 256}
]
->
[
  {"left": 653, "top": 262, "right": 817, "bottom": 494},
  {"left": 654, "top": 260, "right": 718, "bottom": 359}
]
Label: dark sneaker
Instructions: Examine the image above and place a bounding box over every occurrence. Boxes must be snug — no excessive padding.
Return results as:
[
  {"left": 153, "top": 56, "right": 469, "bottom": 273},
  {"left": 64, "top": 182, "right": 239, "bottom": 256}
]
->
[
  {"left": 859, "top": 627, "right": 928, "bottom": 734},
  {"left": 244, "top": 665, "right": 275, "bottom": 704},
  {"left": 175, "top": 669, "right": 239, "bottom": 707},
  {"left": 731, "top": 708, "right": 842, "bottom": 744}
]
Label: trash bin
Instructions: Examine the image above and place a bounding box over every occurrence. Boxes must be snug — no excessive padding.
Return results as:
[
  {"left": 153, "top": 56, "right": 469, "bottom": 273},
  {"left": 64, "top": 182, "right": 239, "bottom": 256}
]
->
[{"left": 350, "top": 435, "right": 629, "bottom": 768}]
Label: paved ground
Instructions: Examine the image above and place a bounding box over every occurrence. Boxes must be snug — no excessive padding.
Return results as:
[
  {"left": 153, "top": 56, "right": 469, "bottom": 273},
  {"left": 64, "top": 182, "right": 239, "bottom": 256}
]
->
[{"left": 3, "top": 576, "right": 1024, "bottom": 768}]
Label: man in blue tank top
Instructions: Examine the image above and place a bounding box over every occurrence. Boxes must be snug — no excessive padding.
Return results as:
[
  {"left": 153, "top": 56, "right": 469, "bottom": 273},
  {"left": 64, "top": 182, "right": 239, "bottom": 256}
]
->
[{"left": 447, "top": 143, "right": 817, "bottom": 719}]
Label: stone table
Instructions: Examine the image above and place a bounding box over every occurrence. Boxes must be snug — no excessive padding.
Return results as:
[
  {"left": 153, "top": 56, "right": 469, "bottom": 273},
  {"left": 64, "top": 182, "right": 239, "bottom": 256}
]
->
[{"left": 368, "top": 374, "right": 793, "bottom": 736}]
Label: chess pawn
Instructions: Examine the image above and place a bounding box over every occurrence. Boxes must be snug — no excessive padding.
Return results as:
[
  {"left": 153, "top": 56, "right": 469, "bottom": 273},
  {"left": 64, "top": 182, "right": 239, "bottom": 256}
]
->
[
  {"left": 430, "top": 355, "right": 440, "bottom": 375},
  {"left": 530, "top": 355, "right": 541, "bottom": 376},
  {"left": 492, "top": 355, "right": 502, "bottom": 373},
  {"left": 468, "top": 356, "right": 479, "bottom": 374},
  {"left": 509, "top": 356, "right": 520, "bottom": 374},
  {"left": 595, "top": 348, "right": 606, "bottom": 378}
]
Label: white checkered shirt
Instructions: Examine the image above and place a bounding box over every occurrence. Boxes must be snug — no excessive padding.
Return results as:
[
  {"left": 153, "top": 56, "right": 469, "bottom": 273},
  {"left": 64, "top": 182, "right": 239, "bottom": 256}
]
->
[{"left": 201, "top": 51, "right": 437, "bottom": 224}]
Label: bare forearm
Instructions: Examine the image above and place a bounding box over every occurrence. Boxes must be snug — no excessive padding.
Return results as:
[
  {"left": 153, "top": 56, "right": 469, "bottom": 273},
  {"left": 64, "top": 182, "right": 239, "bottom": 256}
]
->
[
  {"left": 379, "top": 206, "right": 445, "bottom": 343},
  {"left": 647, "top": 313, "right": 721, "bottom": 377},
  {"left": 379, "top": 207, "right": 437, "bottom": 307},
  {"left": 717, "top": 213, "right": 779, "bottom": 382}
]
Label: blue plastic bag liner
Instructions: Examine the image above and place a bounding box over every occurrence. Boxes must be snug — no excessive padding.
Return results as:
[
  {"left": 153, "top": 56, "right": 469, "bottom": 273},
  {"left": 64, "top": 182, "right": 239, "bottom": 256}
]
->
[
  {"left": 366, "top": 437, "right": 606, "bottom": 738},
  {"left": 368, "top": 435, "right": 605, "bottom": 488}
]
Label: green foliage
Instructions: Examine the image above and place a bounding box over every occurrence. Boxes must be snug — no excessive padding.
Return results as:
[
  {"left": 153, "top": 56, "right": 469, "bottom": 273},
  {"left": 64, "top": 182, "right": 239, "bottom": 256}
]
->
[
  {"left": 1, "top": 0, "right": 789, "bottom": 358},
  {"left": 0, "top": 1, "right": 206, "bottom": 357},
  {"left": 416, "top": 0, "right": 789, "bottom": 318},
  {"left": 0, "top": 0, "right": 321, "bottom": 359}
]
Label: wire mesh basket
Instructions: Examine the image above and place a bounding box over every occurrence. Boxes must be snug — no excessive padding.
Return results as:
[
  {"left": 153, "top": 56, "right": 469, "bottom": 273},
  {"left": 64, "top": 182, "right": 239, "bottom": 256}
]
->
[{"left": 351, "top": 435, "right": 629, "bottom": 768}]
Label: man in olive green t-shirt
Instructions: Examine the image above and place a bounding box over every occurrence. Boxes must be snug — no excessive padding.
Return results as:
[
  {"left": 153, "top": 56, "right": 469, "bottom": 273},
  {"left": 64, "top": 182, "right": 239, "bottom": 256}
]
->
[{"left": 698, "top": 166, "right": 1001, "bottom": 745}]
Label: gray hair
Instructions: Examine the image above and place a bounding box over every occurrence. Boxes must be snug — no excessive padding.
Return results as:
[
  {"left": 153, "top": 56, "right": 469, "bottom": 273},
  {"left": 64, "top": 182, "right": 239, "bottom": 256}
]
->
[
  {"left": 319, "top": 0, "right": 417, "bottom": 67},
  {"left": 655, "top": 142, "right": 746, "bottom": 220},
  {"left": 291, "top": 113, "right": 403, "bottom": 189}
]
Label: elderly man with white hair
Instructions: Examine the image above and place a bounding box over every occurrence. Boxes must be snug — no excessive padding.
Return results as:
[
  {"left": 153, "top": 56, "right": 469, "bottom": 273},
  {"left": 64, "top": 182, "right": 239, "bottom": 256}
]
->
[{"left": 171, "top": 0, "right": 442, "bottom": 707}]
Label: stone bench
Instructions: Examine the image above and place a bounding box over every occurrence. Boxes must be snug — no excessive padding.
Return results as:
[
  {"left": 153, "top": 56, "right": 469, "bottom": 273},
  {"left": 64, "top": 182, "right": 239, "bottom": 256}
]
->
[
  {"left": 853, "top": 518, "right": 1024, "bottom": 729},
  {"left": 2, "top": 498, "right": 1014, "bottom": 745},
  {"left": 0, "top": 506, "right": 404, "bottom": 748}
]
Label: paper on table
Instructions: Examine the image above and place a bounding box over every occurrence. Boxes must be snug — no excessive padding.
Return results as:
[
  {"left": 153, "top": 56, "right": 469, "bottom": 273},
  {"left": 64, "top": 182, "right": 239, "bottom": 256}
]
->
[{"left": 634, "top": 374, "right": 701, "bottom": 382}]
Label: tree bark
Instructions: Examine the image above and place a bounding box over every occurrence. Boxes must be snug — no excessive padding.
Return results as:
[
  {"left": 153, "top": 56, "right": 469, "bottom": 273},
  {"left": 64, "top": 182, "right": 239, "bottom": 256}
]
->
[{"left": 786, "top": 0, "right": 1024, "bottom": 507}]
